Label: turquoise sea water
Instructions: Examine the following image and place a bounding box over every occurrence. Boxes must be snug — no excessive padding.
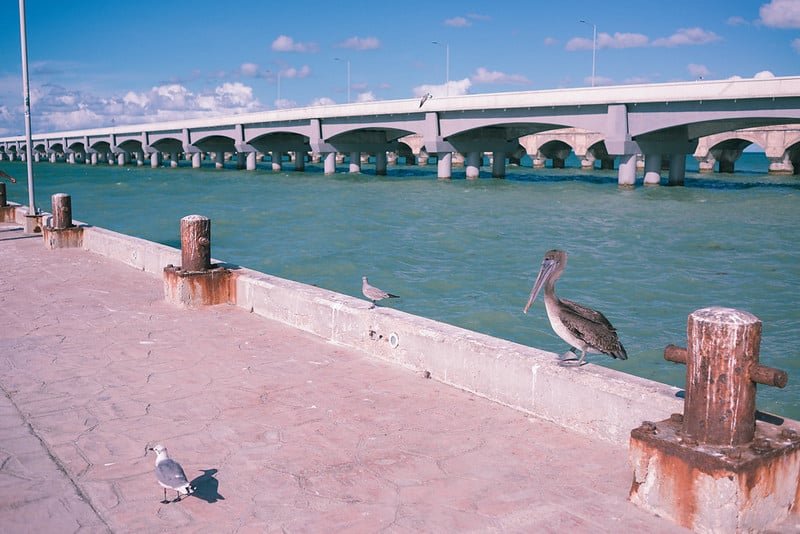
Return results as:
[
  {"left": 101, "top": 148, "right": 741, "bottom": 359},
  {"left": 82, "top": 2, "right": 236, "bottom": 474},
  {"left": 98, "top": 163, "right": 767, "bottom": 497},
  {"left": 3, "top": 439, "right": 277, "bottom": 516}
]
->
[{"left": 3, "top": 154, "right": 799, "bottom": 419}]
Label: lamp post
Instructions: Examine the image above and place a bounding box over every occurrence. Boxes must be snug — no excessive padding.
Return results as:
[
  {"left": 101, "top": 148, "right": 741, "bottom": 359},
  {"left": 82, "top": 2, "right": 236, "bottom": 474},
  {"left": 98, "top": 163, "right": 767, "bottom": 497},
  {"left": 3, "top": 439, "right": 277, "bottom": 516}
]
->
[
  {"left": 18, "top": 0, "right": 36, "bottom": 215},
  {"left": 267, "top": 70, "right": 282, "bottom": 105},
  {"left": 432, "top": 41, "right": 450, "bottom": 96},
  {"left": 334, "top": 57, "right": 351, "bottom": 103},
  {"left": 579, "top": 19, "right": 597, "bottom": 87}
]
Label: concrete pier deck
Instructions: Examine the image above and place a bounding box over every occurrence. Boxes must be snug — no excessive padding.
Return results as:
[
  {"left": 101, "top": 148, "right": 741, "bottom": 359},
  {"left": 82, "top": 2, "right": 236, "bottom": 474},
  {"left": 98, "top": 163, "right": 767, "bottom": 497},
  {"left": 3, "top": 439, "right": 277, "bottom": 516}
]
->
[{"left": 0, "top": 222, "right": 687, "bottom": 532}]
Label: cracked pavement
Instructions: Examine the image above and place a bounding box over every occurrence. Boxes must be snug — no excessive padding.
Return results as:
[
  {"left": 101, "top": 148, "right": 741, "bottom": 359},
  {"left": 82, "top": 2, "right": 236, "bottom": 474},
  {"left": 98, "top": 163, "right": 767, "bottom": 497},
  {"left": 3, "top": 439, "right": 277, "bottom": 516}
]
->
[{"left": 0, "top": 223, "right": 685, "bottom": 532}]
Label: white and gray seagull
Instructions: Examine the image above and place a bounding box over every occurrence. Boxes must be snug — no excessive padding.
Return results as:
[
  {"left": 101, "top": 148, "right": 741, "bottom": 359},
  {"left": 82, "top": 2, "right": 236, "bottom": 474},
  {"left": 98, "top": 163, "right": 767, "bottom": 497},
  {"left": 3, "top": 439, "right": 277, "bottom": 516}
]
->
[
  {"left": 418, "top": 92, "right": 433, "bottom": 108},
  {"left": 362, "top": 276, "right": 399, "bottom": 308},
  {"left": 148, "top": 444, "right": 193, "bottom": 504}
]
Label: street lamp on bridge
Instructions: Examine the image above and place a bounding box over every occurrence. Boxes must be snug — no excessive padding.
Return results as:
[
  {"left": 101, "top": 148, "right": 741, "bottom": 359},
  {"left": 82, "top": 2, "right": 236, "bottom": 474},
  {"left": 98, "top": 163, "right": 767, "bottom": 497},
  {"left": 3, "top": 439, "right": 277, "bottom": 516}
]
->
[
  {"left": 579, "top": 19, "right": 597, "bottom": 87},
  {"left": 432, "top": 41, "right": 450, "bottom": 96}
]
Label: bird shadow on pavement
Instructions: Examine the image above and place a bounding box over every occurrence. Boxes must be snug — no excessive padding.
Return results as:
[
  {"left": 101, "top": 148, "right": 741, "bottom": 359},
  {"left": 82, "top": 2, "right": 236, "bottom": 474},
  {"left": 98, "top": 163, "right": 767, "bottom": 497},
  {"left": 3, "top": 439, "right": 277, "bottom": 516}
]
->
[{"left": 190, "top": 469, "right": 225, "bottom": 503}]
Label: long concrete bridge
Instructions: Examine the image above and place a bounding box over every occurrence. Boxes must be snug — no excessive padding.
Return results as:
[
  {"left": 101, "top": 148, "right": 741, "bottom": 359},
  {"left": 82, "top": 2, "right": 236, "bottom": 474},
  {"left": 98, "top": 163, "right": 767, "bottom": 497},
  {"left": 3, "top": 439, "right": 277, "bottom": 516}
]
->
[{"left": 2, "top": 76, "right": 799, "bottom": 185}]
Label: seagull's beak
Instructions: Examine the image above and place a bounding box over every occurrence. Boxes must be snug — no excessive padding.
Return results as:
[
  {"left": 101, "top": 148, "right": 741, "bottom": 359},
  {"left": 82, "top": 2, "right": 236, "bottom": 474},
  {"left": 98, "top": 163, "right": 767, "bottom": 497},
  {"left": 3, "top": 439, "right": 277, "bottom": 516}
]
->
[{"left": 523, "top": 258, "right": 557, "bottom": 314}]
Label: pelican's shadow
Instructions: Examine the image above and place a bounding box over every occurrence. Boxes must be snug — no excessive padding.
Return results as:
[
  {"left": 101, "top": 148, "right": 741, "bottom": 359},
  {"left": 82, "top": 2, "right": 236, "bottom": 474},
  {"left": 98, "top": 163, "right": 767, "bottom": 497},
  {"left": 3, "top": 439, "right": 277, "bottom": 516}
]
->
[{"left": 190, "top": 468, "right": 225, "bottom": 503}]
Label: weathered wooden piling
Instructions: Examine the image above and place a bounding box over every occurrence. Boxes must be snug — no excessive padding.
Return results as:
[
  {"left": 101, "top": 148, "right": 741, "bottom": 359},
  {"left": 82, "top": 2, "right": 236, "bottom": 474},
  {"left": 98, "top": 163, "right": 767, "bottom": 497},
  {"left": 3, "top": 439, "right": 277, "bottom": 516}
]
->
[
  {"left": 43, "top": 193, "right": 82, "bottom": 248},
  {"left": 51, "top": 192, "right": 73, "bottom": 229},
  {"left": 163, "top": 215, "right": 234, "bottom": 307},
  {"left": 0, "top": 183, "right": 13, "bottom": 222},
  {"left": 630, "top": 307, "right": 799, "bottom": 533},
  {"left": 180, "top": 214, "right": 211, "bottom": 272}
]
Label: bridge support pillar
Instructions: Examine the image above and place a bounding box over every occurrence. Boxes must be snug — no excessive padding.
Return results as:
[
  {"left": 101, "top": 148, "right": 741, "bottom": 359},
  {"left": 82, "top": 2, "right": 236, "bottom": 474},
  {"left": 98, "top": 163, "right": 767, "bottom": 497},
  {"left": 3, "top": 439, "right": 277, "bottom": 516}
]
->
[
  {"left": 50, "top": 152, "right": 57, "bottom": 163},
  {"left": 668, "top": 154, "right": 686, "bottom": 186},
  {"left": 170, "top": 152, "right": 179, "bottom": 168},
  {"left": 767, "top": 154, "right": 794, "bottom": 174},
  {"left": 492, "top": 151, "right": 506, "bottom": 178},
  {"left": 214, "top": 151, "right": 224, "bottom": 169},
  {"left": 466, "top": 151, "right": 481, "bottom": 179},
  {"left": 191, "top": 152, "right": 201, "bottom": 168},
  {"left": 323, "top": 152, "right": 336, "bottom": 175},
  {"left": 437, "top": 152, "right": 452, "bottom": 180},
  {"left": 349, "top": 152, "right": 361, "bottom": 173},
  {"left": 116, "top": 152, "right": 125, "bottom": 166},
  {"left": 375, "top": 152, "right": 387, "bottom": 176},
  {"left": 643, "top": 154, "right": 662, "bottom": 185},
  {"left": 135, "top": 152, "right": 143, "bottom": 166},
  {"left": 617, "top": 154, "right": 637, "bottom": 186},
  {"left": 271, "top": 151, "right": 283, "bottom": 171},
  {"left": 150, "top": 151, "right": 160, "bottom": 168},
  {"left": 244, "top": 151, "right": 256, "bottom": 171},
  {"left": 294, "top": 152, "right": 305, "bottom": 171},
  {"left": 67, "top": 152, "right": 75, "bottom": 164},
  {"left": 387, "top": 152, "right": 397, "bottom": 166},
  {"left": 88, "top": 152, "right": 96, "bottom": 165}
]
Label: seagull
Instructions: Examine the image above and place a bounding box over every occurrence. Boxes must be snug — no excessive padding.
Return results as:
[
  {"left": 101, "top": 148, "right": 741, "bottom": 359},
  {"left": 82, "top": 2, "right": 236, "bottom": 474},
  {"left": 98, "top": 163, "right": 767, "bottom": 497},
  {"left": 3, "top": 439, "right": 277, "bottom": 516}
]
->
[
  {"left": 418, "top": 92, "right": 433, "bottom": 108},
  {"left": 523, "top": 249, "right": 627, "bottom": 366},
  {"left": 148, "top": 444, "right": 193, "bottom": 504},
  {"left": 362, "top": 276, "right": 399, "bottom": 308}
]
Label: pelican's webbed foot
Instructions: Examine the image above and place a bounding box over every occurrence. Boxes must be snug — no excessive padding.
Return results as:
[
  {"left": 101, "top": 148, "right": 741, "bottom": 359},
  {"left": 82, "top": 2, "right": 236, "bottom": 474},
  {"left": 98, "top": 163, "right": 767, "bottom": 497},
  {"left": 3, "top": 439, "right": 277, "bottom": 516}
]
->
[{"left": 557, "top": 348, "right": 587, "bottom": 367}]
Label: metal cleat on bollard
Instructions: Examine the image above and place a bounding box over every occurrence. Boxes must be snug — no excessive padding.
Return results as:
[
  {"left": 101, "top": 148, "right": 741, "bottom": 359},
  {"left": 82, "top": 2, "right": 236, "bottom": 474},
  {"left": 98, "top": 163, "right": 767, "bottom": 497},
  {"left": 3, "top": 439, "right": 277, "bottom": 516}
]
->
[{"left": 629, "top": 307, "right": 798, "bottom": 533}]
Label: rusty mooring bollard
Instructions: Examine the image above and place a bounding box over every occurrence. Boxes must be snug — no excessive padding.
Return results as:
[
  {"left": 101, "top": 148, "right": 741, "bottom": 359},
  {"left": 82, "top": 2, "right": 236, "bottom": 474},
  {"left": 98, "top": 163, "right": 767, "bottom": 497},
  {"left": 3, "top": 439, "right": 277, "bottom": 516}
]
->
[
  {"left": 43, "top": 193, "right": 82, "bottom": 249},
  {"left": 180, "top": 214, "right": 211, "bottom": 272},
  {"left": 664, "top": 307, "right": 787, "bottom": 446},
  {"left": 629, "top": 306, "right": 798, "bottom": 532},
  {"left": 51, "top": 193, "right": 73, "bottom": 229},
  {"left": 164, "top": 214, "right": 233, "bottom": 307}
]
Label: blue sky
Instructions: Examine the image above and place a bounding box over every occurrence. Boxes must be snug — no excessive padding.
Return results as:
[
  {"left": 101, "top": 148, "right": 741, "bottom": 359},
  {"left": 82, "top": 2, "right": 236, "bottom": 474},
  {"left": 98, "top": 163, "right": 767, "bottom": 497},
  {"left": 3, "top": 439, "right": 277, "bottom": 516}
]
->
[{"left": 0, "top": 0, "right": 798, "bottom": 135}]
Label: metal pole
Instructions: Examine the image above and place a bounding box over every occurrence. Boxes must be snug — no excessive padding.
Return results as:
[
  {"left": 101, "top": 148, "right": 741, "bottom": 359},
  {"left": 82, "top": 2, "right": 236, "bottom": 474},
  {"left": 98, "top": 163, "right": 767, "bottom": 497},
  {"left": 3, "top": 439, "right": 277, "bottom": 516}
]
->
[
  {"left": 580, "top": 20, "right": 597, "bottom": 87},
  {"left": 18, "top": 0, "right": 36, "bottom": 214},
  {"left": 592, "top": 24, "right": 597, "bottom": 87},
  {"left": 432, "top": 41, "right": 450, "bottom": 96},
  {"left": 346, "top": 60, "right": 351, "bottom": 103},
  {"left": 446, "top": 43, "right": 450, "bottom": 96}
]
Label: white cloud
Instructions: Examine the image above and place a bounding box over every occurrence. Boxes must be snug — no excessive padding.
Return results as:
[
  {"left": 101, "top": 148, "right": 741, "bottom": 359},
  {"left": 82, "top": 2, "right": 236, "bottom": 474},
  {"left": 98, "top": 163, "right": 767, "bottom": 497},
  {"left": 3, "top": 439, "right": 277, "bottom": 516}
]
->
[
  {"left": 759, "top": 0, "right": 800, "bottom": 28},
  {"left": 688, "top": 63, "right": 711, "bottom": 78},
  {"left": 281, "top": 65, "right": 311, "bottom": 79},
  {"left": 652, "top": 27, "right": 721, "bottom": 47},
  {"left": 356, "top": 91, "right": 376, "bottom": 102},
  {"left": 274, "top": 98, "right": 297, "bottom": 109},
  {"left": 793, "top": 38, "right": 800, "bottom": 53},
  {"left": 337, "top": 36, "right": 380, "bottom": 50},
  {"left": 566, "top": 32, "right": 649, "bottom": 50},
  {"left": 310, "top": 97, "right": 336, "bottom": 107},
  {"left": 754, "top": 70, "right": 776, "bottom": 79},
  {"left": 726, "top": 16, "right": 749, "bottom": 26},
  {"left": 444, "top": 16, "right": 470, "bottom": 27},
  {"left": 413, "top": 78, "right": 472, "bottom": 98},
  {"left": 471, "top": 67, "right": 530, "bottom": 85},
  {"left": 271, "top": 35, "right": 318, "bottom": 53},
  {"left": 587, "top": 75, "right": 614, "bottom": 86},
  {"left": 543, "top": 37, "right": 558, "bottom": 46},
  {"left": 123, "top": 91, "right": 149, "bottom": 107},
  {"left": 214, "top": 82, "right": 254, "bottom": 107},
  {"left": 240, "top": 63, "right": 260, "bottom": 77}
]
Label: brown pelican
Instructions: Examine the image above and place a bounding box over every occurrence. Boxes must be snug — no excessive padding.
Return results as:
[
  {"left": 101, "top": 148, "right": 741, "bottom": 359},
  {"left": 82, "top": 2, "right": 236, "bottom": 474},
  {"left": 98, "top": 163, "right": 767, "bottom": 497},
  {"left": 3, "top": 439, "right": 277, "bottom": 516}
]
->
[
  {"left": 523, "top": 250, "right": 627, "bottom": 366},
  {"left": 362, "top": 276, "right": 399, "bottom": 308}
]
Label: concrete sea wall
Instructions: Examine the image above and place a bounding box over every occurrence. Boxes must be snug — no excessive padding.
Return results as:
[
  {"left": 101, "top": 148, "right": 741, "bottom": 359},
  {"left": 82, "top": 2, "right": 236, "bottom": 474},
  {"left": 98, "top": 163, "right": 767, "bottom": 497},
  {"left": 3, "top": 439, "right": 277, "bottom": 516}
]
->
[{"left": 12, "top": 204, "right": 683, "bottom": 446}]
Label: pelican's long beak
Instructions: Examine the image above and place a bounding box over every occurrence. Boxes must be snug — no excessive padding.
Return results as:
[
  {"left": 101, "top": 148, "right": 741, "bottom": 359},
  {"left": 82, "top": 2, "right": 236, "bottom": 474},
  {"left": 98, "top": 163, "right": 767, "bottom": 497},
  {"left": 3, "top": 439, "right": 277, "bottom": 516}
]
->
[{"left": 523, "top": 257, "right": 557, "bottom": 314}]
